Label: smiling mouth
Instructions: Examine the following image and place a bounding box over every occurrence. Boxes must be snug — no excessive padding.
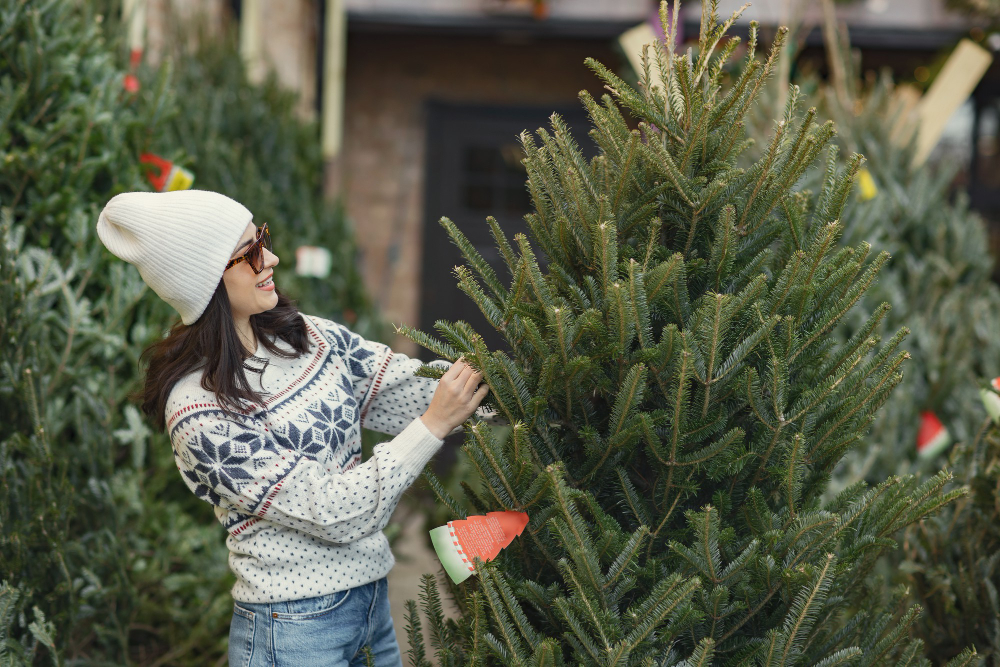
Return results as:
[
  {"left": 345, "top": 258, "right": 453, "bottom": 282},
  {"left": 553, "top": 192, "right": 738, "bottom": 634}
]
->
[{"left": 255, "top": 275, "right": 274, "bottom": 288}]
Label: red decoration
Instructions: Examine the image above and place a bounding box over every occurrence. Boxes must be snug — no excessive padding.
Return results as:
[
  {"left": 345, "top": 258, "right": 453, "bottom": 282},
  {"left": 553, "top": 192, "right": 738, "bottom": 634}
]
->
[
  {"left": 916, "top": 411, "right": 951, "bottom": 459},
  {"left": 122, "top": 48, "right": 143, "bottom": 93},
  {"left": 430, "top": 511, "right": 529, "bottom": 584},
  {"left": 139, "top": 153, "right": 194, "bottom": 192}
]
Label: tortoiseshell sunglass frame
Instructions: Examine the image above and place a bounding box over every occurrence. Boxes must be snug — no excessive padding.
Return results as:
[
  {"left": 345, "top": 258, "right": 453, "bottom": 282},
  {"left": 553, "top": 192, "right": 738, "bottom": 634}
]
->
[{"left": 224, "top": 222, "right": 271, "bottom": 274}]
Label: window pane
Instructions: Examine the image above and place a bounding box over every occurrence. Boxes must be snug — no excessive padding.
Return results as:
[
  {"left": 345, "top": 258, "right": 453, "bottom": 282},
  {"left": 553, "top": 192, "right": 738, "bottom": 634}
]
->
[
  {"left": 462, "top": 183, "right": 493, "bottom": 210},
  {"left": 464, "top": 146, "right": 496, "bottom": 175}
]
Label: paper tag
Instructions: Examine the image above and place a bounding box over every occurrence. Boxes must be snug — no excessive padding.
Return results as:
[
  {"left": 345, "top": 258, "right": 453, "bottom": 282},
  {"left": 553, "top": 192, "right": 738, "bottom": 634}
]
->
[
  {"left": 165, "top": 165, "right": 194, "bottom": 191},
  {"left": 430, "top": 511, "right": 528, "bottom": 584},
  {"left": 295, "top": 246, "right": 333, "bottom": 278},
  {"left": 981, "top": 377, "right": 1000, "bottom": 425},
  {"left": 916, "top": 411, "right": 950, "bottom": 459},
  {"left": 857, "top": 168, "right": 878, "bottom": 201}
]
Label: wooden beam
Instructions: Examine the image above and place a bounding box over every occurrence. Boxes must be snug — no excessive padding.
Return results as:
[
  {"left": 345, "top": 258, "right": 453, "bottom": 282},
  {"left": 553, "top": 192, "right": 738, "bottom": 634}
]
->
[
  {"left": 618, "top": 22, "right": 662, "bottom": 91},
  {"left": 913, "top": 39, "right": 992, "bottom": 167},
  {"left": 240, "top": 0, "right": 265, "bottom": 84},
  {"left": 322, "top": 0, "right": 347, "bottom": 162},
  {"left": 122, "top": 0, "right": 146, "bottom": 53}
]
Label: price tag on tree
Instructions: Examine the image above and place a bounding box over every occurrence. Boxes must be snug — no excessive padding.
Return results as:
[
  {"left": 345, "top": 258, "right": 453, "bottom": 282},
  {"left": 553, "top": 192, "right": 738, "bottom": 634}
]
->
[
  {"left": 916, "top": 411, "right": 951, "bottom": 459},
  {"left": 981, "top": 377, "right": 1000, "bottom": 425},
  {"left": 430, "top": 511, "right": 528, "bottom": 584}
]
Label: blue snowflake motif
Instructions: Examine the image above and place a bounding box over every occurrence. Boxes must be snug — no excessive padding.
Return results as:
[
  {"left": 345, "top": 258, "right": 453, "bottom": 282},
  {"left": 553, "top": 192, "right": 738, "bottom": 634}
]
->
[
  {"left": 270, "top": 395, "right": 357, "bottom": 465},
  {"left": 185, "top": 426, "right": 262, "bottom": 505},
  {"left": 324, "top": 323, "right": 376, "bottom": 377},
  {"left": 332, "top": 403, "right": 353, "bottom": 436}
]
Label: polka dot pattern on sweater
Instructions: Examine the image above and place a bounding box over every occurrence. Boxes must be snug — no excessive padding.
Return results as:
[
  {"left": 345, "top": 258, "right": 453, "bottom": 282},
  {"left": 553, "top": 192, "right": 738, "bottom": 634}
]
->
[{"left": 165, "top": 314, "right": 445, "bottom": 603}]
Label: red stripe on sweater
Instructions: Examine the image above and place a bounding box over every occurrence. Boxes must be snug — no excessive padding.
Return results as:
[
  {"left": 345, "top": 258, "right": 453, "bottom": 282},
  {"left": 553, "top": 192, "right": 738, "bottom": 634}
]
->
[{"left": 360, "top": 351, "right": 393, "bottom": 423}]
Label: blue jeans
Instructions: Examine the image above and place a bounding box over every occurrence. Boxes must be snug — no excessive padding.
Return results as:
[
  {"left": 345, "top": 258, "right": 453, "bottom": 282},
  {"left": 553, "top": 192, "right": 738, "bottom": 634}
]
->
[{"left": 228, "top": 577, "right": 403, "bottom": 667}]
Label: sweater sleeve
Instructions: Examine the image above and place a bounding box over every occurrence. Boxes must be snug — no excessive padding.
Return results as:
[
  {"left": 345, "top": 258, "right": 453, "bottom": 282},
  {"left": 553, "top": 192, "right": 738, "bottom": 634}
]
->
[
  {"left": 309, "top": 315, "right": 444, "bottom": 436},
  {"left": 167, "top": 399, "right": 443, "bottom": 545}
]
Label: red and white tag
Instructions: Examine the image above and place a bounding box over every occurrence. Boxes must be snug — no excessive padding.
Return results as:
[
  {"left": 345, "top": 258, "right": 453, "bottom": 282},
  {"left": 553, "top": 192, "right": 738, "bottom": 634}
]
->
[
  {"left": 981, "top": 377, "right": 1000, "bottom": 425},
  {"left": 430, "top": 511, "right": 529, "bottom": 584},
  {"left": 916, "top": 411, "right": 951, "bottom": 459}
]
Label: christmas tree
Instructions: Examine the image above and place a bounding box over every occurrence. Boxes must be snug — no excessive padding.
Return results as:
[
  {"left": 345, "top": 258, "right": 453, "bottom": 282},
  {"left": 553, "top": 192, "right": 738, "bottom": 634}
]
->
[
  {"left": 902, "top": 416, "right": 1000, "bottom": 664},
  {"left": 401, "top": 2, "right": 974, "bottom": 664},
  {"left": 0, "top": 1, "right": 182, "bottom": 661},
  {"left": 767, "top": 21, "right": 1000, "bottom": 663},
  {"left": 817, "top": 63, "right": 1000, "bottom": 485},
  {"left": 1, "top": 1, "right": 377, "bottom": 663}
]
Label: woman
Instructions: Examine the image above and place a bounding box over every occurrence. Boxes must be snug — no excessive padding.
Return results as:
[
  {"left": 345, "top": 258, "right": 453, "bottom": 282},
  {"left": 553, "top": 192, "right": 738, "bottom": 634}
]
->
[{"left": 97, "top": 190, "right": 489, "bottom": 666}]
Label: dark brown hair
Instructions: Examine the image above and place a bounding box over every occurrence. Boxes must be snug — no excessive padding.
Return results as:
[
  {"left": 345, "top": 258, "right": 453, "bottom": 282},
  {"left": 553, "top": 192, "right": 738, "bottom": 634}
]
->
[{"left": 139, "top": 282, "right": 310, "bottom": 431}]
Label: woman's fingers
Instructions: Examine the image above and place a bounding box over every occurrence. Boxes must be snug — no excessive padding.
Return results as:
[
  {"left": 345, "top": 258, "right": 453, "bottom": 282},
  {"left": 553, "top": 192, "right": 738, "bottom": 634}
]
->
[
  {"left": 463, "top": 371, "right": 484, "bottom": 396},
  {"left": 422, "top": 358, "right": 491, "bottom": 438},
  {"left": 446, "top": 357, "right": 466, "bottom": 378},
  {"left": 442, "top": 357, "right": 486, "bottom": 404}
]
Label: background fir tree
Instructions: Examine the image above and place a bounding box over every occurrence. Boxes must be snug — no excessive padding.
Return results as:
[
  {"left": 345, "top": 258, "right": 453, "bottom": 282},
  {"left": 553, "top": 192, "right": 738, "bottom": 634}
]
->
[
  {"left": 814, "top": 38, "right": 1000, "bottom": 484},
  {"left": 0, "top": 1, "right": 188, "bottom": 661},
  {"left": 1, "top": 1, "right": 378, "bottom": 663},
  {"left": 901, "top": 416, "right": 1000, "bottom": 665},
  {"left": 402, "top": 2, "right": 972, "bottom": 664},
  {"left": 755, "top": 19, "right": 1000, "bottom": 663}
]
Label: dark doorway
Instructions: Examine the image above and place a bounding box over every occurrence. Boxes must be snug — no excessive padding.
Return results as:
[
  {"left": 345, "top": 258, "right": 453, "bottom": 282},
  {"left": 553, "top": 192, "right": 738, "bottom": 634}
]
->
[{"left": 420, "top": 101, "right": 594, "bottom": 360}]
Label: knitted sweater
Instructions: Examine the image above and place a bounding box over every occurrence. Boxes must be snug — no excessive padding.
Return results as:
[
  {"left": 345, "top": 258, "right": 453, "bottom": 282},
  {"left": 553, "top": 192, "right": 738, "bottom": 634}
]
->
[{"left": 166, "top": 313, "right": 445, "bottom": 603}]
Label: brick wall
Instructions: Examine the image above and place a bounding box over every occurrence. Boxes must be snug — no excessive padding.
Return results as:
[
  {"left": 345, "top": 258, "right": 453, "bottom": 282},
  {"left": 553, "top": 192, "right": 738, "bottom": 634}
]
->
[{"left": 341, "top": 33, "right": 620, "bottom": 354}]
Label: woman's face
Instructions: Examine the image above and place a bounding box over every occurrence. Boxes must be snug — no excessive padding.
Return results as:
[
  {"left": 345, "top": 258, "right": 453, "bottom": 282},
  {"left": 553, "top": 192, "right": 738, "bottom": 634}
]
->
[{"left": 223, "top": 222, "right": 280, "bottom": 322}]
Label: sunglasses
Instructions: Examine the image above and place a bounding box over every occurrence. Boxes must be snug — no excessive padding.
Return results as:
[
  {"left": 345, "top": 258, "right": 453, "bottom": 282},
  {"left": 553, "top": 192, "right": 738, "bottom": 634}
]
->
[{"left": 225, "top": 223, "right": 272, "bottom": 274}]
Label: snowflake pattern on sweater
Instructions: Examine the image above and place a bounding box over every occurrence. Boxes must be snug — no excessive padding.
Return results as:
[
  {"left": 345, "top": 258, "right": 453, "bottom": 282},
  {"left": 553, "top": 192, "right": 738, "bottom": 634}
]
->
[{"left": 166, "top": 314, "right": 445, "bottom": 603}]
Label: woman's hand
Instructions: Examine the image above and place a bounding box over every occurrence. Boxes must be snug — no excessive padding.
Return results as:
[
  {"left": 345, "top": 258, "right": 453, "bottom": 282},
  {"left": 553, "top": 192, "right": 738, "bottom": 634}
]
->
[{"left": 420, "top": 357, "right": 490, "bottom": 439}]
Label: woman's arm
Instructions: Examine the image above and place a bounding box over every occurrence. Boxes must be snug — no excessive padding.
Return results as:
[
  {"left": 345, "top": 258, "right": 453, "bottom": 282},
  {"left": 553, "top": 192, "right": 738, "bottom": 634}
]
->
[
  {"left": 168, "top": 401, "right": 442, "bottom": 545},
  {"left": 310, "top": 315, "right": 450, "bottom": 436}
]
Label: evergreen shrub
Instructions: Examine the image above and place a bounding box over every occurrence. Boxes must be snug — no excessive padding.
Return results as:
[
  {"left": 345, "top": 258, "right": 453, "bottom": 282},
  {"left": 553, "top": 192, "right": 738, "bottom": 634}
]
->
[
  {"left": 401, "top": 3, "right": 974, "bottom": 664},
  {"left": 1, "top": 1, "right": 376, "bottom": 663}
]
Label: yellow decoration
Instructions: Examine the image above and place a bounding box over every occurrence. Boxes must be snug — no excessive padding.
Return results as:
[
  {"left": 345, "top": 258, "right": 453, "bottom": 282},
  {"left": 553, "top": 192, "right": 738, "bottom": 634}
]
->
[
  {"left": 856, "top": 168, "right": 877, "bottom": 202},
  {"left": 166, "top": 165, "right": 194, "bottom": 191}
]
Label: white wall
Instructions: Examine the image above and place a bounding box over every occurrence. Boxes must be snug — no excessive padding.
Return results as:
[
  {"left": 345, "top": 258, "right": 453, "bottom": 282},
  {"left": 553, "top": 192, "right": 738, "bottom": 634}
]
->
[
  {"left": 680, "top": 0, "right": 970, "bottom": 31},
  {"left": 344, "top": 0, "right": 649, "bottom": 21}
]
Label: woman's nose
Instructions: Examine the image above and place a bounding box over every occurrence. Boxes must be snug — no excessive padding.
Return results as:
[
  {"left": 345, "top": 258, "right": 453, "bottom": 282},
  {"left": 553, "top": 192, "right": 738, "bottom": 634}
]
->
[{"left": 264, "top": 247, "right": 279, "bottom": 268}]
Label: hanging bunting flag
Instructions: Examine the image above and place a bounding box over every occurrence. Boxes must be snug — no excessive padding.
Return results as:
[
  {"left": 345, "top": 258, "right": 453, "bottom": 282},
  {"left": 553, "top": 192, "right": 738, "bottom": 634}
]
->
[
  {"left": 981, "top": 377, "right": 1000, "bottom": 425},
  {"left": 139, "top": 153, "right": 194, "bottom": 192},
  {"left": 856, "top": 168, "right": 878, "bottom": 201},
  {"left": 430, "top": 511, "right": 528, "bottom": 584},
  {"left": 916, "top": 411, "right": 951, "bottom": 459}
]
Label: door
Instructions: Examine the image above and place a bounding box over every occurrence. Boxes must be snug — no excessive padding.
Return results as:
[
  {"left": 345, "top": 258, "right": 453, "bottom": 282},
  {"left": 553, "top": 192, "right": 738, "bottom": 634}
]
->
[{"left": 420, "top": 101, "right": 593, "bottom": 360}]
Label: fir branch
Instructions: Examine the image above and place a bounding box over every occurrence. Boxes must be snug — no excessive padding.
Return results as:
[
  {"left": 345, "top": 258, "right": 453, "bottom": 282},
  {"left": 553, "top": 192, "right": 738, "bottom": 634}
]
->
[
  {"left": 479, "top": 570, "right": 528, "bottom": 663},
  {"left": 628, "top": 260, "right": 654, "bottom": 349},
  {"left": 641, "top": 126, "right": 696, "bottom": 208},
  {"left": 441, "top": 217, "right": 508, "bottom": 303},
  {"left": 617, "top": 468, "right": 652, "bottom": 527},
  {"left": 604, "top": 526, "right": 648, "bottom": 589},
  {"left": 515, "top": 234, "right": 554, "bottom": 308},
  {"left": 612, "top": 130, "right": 642, "bottom": 211},
  {"left": 553, "top": 595, "right": 604, "bottom": 663},
  {"left": 610, "top": 364, "right": 647, "bottom": 438},
  {"left": 645, "top": 253, "right": 684, "bottom": 306},
  {"left": 404, "top": 599, "right": 432, "bottom": 667},
  {"left": 419, "top": 574, "right": 454, "bottom": 657},
  {"left": 424, "top": 468, "right": 467, "bottom": 520},
  {"left": 614, "top": 574, "right": 701, "bottom": 660},
  {"left": 455, "top": 265, "right": 507, "bottom": 336},
  {"left": 466, "top": 424, "right": 519, "bottom": 510},
  {"left": 679, "top": 637, "right": 716, "bottom": 667}
]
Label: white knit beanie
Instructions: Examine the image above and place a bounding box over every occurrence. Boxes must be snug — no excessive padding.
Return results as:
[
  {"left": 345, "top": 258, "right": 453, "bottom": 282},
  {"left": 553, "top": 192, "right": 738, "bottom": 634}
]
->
[{"left": 97, "top": 190, "right": 253, "bottom": 325}]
